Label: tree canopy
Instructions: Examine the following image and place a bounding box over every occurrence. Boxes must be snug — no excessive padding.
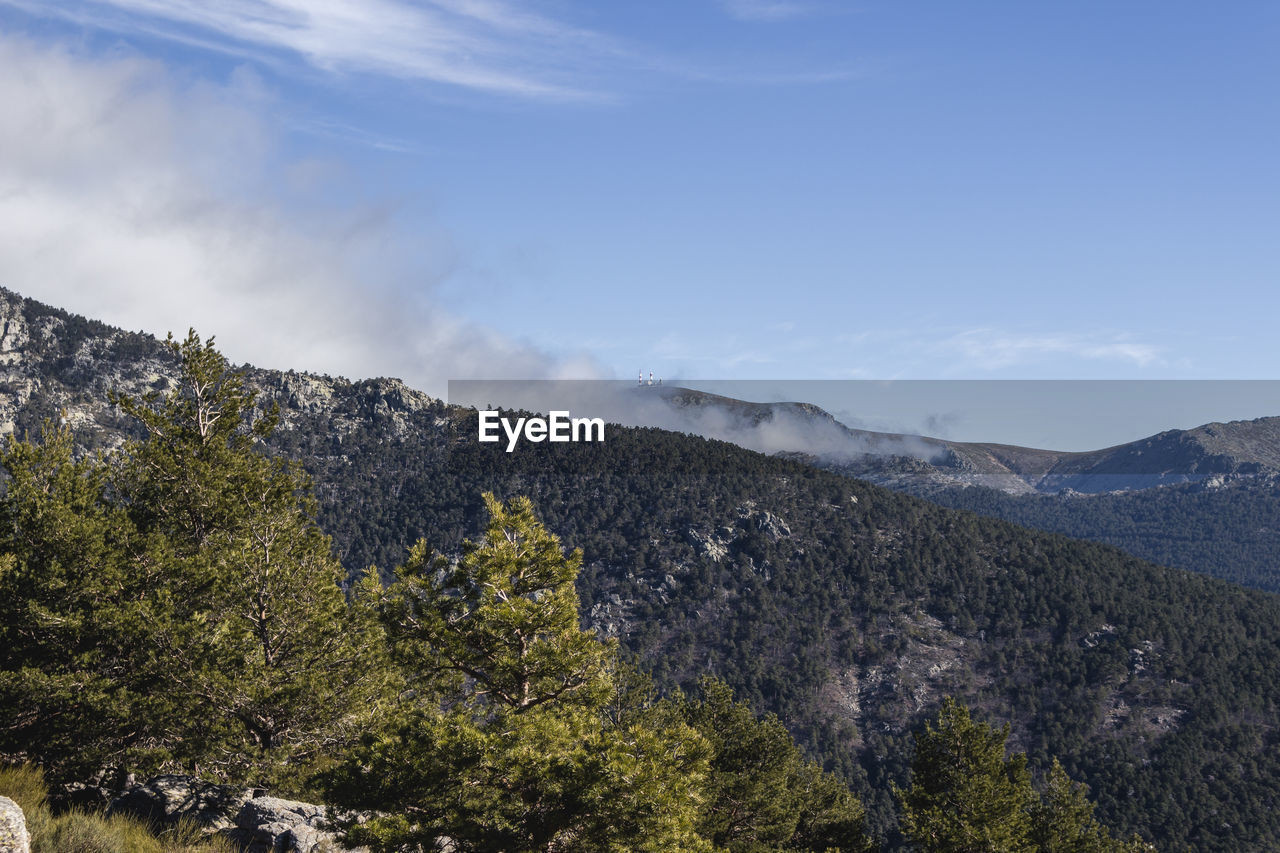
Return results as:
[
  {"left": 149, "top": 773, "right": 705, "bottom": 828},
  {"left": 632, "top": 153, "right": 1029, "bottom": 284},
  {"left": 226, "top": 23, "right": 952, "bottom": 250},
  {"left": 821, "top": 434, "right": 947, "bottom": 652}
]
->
[
  {"left": 896, "top": 698, "right": 1151, "bottom": 853},
  {"left": 327, "top": 493, "right": 714, "bottom": 852},
  {"left": 0, "top": 331, "right": 388, "bottom": 790}
]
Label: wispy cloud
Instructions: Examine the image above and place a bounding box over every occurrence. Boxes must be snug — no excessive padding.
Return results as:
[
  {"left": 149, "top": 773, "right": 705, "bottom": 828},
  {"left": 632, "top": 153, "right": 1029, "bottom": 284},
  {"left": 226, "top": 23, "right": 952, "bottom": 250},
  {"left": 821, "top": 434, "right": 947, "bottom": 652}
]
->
[
  {"left": 0, "top": 34, "right": 597, "bottom": 393},
  {"left": 939, "top": 329, "right": 1164, "bottom": 371},
  {"left": 0, "top": 0, "right": 620, "bottom": 99},
  {"left": 745, "top": 325, "right": 1167, "bottom": 379},
  {"left": 3, "top": 0, "right": 863, "bottom": 100},
  {"left": 293, "top": 117, "right": 430, "bottom": 155}
]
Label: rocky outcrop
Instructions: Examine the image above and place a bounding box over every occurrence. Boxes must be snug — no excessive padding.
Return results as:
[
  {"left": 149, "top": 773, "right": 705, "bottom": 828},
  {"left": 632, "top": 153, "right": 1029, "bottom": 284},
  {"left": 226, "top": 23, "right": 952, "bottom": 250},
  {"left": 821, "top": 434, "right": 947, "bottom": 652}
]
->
[
  {"left": 0, "top": 287, "right": 444, "bottom": 449},
  {"left": 107, "top": 775, "right": 252, "bottom": 832},
  {"left": 107, "top": 777, "right": 362, "bottom": 852},
  {"left": 0, "top": 796, "right": 28, "bottom": 853},
  {"left": 750, "top": 509, "right": 791, "bottom": 541},
  {"left": 226, "top": 796, "right": 347, "bottom": 853},
  {"left": 686, "top": 527, "right": 729, "bottom": 562}
]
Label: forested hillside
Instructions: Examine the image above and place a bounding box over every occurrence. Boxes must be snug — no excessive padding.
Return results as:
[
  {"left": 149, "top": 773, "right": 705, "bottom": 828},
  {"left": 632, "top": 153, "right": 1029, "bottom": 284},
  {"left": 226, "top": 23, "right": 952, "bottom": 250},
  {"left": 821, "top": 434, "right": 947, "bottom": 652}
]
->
[
  {"left": 917, "top": 480, "right": 1280, "bottom": 594},
  {"left": 3, "top": 289, "right": 1280, "bottom": 850},
  {"left": 291, "top": 405, "right": 1280, "bottom": 849}
]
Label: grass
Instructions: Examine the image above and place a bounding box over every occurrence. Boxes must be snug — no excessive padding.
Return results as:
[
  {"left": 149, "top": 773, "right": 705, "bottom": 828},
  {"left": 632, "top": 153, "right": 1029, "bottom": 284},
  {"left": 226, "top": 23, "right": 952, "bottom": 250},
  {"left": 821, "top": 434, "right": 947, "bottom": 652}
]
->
[{"left": 0, "top": 765, "right": 234, "bottom": 853}]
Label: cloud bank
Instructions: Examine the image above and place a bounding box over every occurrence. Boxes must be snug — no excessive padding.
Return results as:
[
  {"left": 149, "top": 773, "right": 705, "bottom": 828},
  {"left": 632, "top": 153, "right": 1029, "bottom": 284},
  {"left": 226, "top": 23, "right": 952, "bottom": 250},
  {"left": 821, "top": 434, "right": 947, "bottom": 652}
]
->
[
  {"left": 4, "top": 0, "right": 617, "bottom": 99},
  {"left": 449, "top": 380, "right": 943, "bottom": 464},
  {"left": 0, "top": 35, "right": 596, "bottom": 395}
]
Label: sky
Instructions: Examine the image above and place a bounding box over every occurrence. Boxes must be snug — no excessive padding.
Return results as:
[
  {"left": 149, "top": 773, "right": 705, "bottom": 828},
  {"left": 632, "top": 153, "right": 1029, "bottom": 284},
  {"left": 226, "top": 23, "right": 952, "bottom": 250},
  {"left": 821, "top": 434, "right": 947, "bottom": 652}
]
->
[{"left": 0, "top": 1, "right": 1278, "bottom": 419}]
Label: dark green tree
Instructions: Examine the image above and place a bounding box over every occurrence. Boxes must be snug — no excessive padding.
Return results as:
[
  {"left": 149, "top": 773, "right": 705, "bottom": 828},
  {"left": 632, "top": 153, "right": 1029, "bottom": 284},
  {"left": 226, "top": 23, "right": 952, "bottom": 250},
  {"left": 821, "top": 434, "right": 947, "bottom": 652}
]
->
[
  {"left": 109, "top": 331, "right": 391, "bottom": 786},
  {"left": 896, "top": 701, "right": 1151, "bottom": 853},
  {"left": 681, "top": 677, "right": 873, "bottom": 853},
  {"left": 328, "top": 494, "right": 713, "bottom": 852},
  {"left": 1030, "top": 760, "right": 1154, "bottom": 853},
  {"left": 895, "top": 698, "right": 1036, "bottom": 853},
  {"left": 0, "top": 423, "right": 159, "bottom": 785}
]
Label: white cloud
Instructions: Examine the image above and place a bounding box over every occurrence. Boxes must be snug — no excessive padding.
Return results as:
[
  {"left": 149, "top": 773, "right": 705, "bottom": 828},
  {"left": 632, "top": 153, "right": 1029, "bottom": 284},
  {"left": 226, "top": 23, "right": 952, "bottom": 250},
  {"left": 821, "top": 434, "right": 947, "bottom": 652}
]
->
[
  {"left": 642, "top": 323, "right": 1165, "bottom": 380},
  {"left": 1, "top": 0, "right": 618, "bottom": 99},
  {"left": 0, "top": 34, "right": 596, "bottom": 395},
  {"left": 938, "top": 329, "right": 1164, "bottom": 371},
  {"left": 3, "top": 0, "right": 863, "bottom": 98}
]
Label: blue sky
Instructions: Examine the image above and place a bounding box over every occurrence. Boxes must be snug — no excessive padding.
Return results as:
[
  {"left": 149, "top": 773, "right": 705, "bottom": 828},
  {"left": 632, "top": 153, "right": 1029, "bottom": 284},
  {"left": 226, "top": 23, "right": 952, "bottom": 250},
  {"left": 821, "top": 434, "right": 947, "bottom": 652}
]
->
[{"left": 0, "top": 1, "right": 1277, "bottom": 395}]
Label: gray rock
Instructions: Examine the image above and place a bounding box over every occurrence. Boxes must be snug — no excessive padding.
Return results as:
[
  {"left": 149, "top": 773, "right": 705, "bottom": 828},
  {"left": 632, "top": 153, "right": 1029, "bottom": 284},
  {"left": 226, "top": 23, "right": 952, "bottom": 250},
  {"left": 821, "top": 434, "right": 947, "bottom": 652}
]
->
[
  {"left": 686, "top": 527, "right": 729, "bottom": 562},
  {"left": 753, "top": 510, "right": 791, "bottom": 540},
  {"left": 104, "top": 776, "right": 371, "bottom": 852},
  {"left": 228, "top": 796, "right": 351, "bottom": 853},
  {"left": 106, "top": 775, "right": 252, "bottom": 832},
  {"left": 0, "top": 796, "right": 29, "bottom": 853}
]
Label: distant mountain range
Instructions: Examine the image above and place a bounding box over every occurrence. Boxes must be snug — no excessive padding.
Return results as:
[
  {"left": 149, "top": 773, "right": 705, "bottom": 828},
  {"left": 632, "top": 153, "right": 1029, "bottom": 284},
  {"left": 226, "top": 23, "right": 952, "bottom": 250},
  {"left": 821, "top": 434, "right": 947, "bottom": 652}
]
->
[
  {"left": 6, "top": 287, "right": 1280, "bottom": 849},
  {"left": 649, "top": 385, "right": 1280, "bottom": 495},
  {"left": 632, "top": 387, "right": 1280, "bottom": 593}
]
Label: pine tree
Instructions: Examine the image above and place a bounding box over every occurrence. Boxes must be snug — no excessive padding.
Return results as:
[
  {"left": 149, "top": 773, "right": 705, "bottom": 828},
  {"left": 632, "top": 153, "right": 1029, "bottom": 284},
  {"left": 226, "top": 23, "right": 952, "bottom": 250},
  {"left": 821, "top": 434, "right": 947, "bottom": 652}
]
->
[
  {"left": 681, "top": 677, "right": 873, "bottom": 853},
  {"left": 0, "top": 423, "right": 157, "bottom": 784},
  {"left": 327, "top": 494, "right": 713, "bottom": 852},
  {"left": 108, "top": 330, "right": 390, "bottom": 787},
  {"left": 376, "top": 493, "right": 614, "bottom": 714},
  {"left": 1030, "top": 761, "right": 1154, "bottom": 853},
  {"left": 895, "top": 698, "right": 1036, "bottom": 853},
  {"left": 896, "top": 701, "right": 1151, "bottom": 853}
]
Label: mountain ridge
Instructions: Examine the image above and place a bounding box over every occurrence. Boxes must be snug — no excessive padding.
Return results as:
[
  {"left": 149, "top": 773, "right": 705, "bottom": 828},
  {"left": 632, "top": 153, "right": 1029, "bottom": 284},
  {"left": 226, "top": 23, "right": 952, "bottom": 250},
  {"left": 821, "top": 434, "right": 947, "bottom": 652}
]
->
[{"left": 646, "top": 384, "right": 1280, "bottom": 495}]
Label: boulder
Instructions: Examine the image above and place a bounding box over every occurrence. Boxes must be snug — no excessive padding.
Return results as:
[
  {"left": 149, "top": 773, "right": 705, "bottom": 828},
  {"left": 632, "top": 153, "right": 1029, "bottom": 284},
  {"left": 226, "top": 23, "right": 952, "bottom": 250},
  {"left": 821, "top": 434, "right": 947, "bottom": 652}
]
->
[
  {"left": 686, "top": 527, "right": 729, "bottom": 562},
  {"left": 0, "top": 796, "right": 29, "bottom": 853},
  {"left": 106, "top": 775, "right": 253, "bottom": 832},
  {"left": 227, "top": 796, "right": 349, "bottom": 853},
  {"left": 105, "top": 776, "right": 374, "bottom": 851},
  {"left": 753, "top": 510, "right": 791, "bottom": 540}
]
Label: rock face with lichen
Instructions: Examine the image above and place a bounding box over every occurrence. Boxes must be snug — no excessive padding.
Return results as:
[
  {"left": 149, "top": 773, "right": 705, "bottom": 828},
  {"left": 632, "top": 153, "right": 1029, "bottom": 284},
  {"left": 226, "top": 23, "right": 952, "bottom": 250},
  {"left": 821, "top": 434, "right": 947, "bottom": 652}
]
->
[
  {"left": 0, "top": 287, "right": 443, "bottom": 449},
  {"left": 0, "top": 796, "right": 28, "bottom": 853},
  {"left": 107, "top": 778, "right": 364, "bottom": 853},
  {"left": 226, "top": 797, "right": 349, "bottom": 853},
  {"left": 106, "top": 775, "right": 253, "bottom": 832}
]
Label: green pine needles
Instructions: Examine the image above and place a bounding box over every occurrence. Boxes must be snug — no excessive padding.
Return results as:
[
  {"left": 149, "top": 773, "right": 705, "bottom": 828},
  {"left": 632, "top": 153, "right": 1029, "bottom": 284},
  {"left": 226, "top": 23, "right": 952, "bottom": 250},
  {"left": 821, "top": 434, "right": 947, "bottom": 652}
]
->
[
  {"left": 895, "top": 698, "right": 1152, "bottom": 853},
  {"left": 0, "top": 331, "right": 387, "bottom": 791},
  {"left": 328, "top": 495, "right": 715, "bottom": 852}
]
